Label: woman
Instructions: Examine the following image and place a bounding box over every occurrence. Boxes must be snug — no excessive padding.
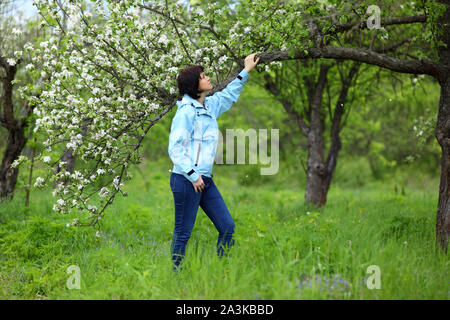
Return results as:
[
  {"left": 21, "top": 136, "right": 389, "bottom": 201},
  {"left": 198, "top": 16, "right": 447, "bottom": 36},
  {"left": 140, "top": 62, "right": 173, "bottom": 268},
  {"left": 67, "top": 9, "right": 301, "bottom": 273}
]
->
[{"left": 168, "top": 53, "right": 260, "bottom": 270}]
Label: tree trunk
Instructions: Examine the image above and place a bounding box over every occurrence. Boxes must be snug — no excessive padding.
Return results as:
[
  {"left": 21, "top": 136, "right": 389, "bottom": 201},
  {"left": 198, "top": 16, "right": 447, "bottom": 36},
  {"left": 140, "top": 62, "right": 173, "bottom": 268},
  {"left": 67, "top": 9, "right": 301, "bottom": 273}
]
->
[
  {"left": 435, "top": 76, "right": 450, "bottom": 253},
  {"left": 0, "top": 125, "right": 27, "bottom": 200},
  {"left": 435, "top": 2, "right": 450, "bottom": 252},
  {"left": 305, "top": 131, "right": 328, "bottom": 205},
  {"left": 305, "top": 65, "right": 329, "bottom": 206},
  {"left": 0, "top": 58, "right": 29, "bottom": 201}
]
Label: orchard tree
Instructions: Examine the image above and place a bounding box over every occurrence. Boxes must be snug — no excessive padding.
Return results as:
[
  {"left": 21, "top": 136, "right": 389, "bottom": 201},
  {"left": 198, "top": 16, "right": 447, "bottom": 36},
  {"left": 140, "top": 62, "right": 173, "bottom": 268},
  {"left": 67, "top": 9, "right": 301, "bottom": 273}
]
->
[
  {"left": 260, "top": 59, "right": 362, "bottom": 206},
  {"left": 236, "top": 0, "right": 450, "bottom": 250},
  {"left": 0, "top": 1, "right": 43, "bottom": 200},
  {"left": 284, "top": 0, "right": 449, "bottom": 252},
  {"left": 21, "top": 0, "right": 251, "bottom": 228}
]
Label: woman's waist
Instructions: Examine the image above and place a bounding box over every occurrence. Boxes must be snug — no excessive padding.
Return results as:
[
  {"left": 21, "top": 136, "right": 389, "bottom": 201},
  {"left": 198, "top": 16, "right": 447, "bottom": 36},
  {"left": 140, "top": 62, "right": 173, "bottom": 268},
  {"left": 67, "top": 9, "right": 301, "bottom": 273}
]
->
[{"left": 171, "top": 168, "right": 213, "bottom": 179}]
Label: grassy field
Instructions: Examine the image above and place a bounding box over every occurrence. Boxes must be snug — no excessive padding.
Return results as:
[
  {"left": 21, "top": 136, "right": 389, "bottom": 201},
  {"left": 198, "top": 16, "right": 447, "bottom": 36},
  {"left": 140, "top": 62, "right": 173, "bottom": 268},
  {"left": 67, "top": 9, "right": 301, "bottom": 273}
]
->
[{"left": 0, "top": 158, "right": 448, "bottom": 300}]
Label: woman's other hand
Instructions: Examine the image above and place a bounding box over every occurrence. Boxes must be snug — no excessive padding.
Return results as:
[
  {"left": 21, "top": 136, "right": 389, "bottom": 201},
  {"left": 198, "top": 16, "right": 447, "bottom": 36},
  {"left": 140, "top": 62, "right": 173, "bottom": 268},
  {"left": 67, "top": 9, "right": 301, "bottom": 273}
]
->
[
  {"left": 244, "top": 53, "right": 260, "bottom": 73},
  {"left": 192, "top": 174, "right": 205, "bottom": 193}
]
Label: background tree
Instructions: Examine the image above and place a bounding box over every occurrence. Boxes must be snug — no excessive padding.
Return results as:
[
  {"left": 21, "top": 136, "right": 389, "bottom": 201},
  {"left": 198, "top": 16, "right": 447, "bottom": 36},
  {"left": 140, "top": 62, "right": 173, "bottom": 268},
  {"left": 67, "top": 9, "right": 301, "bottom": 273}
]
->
[
  {"left": 288, "top": 0, "right": 450, "bottom": 252},
  {"left": 0, "top": 1, "right": 42, "bottom": 201},
  {"left": 259, "top": 59, "right": 361, "bottom": 206}
]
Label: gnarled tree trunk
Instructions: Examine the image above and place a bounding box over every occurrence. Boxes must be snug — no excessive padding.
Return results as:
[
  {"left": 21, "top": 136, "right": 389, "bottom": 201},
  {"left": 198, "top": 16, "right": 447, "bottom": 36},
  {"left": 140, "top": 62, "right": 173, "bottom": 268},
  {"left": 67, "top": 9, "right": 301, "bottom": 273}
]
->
[
  {"left": 0, "top": 55, "right": 36, "bottom": 201},
  {"left": 435, "top": 2, "right": 450, "bottom": 253},
  {"left": 304, "top": 65, "right": 330, "bottom": 206},
  {"left": 305, "top": 63, "right": 360, "bottom": 206},
  {"left": 0, "top": 58, "right": 29, "bottom": 200},
  {"left": 0, "top": 124, "right": 27, "bottom": 200},
  {"left": 436, "top": 75, "right": 450, "bottom": 252}
]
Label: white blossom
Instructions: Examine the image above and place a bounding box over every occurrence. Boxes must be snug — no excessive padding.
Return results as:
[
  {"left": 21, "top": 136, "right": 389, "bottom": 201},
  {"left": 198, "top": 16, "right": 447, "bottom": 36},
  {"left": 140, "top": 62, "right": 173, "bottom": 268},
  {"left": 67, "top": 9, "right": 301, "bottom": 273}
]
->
[
  {"left": 11, "top": 155, "right": 27, "bottom": 168},
  {"left": 12, "top": 28, "right": 22, "bottom": 35},
  {"left": 99, "top": 187, "right": 109, "bottom": 198},
  {"left": 158, "top": 34, "right": 169, "bottom": 45},
  {"left": 34, "top": 177, "right": 45, "bottom": 188}
]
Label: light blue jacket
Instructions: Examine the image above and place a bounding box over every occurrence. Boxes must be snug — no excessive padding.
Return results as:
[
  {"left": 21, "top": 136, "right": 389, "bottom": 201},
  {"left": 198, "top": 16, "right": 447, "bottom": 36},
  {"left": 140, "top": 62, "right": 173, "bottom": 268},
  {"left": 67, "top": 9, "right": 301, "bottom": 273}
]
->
[{"left": 168, "top": 68, "right": 250, "bottom": 183}]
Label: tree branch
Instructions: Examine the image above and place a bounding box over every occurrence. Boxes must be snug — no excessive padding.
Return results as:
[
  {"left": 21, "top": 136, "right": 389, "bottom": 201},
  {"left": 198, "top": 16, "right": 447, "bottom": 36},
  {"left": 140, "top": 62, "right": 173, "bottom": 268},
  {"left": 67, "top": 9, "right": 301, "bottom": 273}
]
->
[
  {"left": 256, "top": 46, "right": 445, "bottom": 81},
  {"left": 263, "top": 73, "right": 310, "bottom": 136}
]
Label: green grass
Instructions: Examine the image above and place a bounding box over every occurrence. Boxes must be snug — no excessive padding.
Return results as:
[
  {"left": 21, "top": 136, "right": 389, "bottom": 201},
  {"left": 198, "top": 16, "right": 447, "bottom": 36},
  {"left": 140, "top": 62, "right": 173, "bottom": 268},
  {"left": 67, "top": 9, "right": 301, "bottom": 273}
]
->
[{"left": 0, "top": 158, "right": 448, "bottom": 300}]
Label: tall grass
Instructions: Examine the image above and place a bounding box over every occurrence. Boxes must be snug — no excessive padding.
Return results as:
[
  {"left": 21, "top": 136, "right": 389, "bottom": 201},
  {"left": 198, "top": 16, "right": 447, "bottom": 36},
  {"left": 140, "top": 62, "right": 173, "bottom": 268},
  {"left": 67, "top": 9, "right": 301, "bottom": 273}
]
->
[{"left": 0, "top": 158, "right": 448, "bottom": 299}]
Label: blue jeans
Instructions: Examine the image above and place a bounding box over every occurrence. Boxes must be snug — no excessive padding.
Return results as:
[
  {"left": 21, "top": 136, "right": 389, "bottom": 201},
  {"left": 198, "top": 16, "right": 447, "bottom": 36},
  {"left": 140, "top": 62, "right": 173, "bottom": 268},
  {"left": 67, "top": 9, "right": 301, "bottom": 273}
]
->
[{"left": 169, "top": 172, "right": 235, "bottom": 269}]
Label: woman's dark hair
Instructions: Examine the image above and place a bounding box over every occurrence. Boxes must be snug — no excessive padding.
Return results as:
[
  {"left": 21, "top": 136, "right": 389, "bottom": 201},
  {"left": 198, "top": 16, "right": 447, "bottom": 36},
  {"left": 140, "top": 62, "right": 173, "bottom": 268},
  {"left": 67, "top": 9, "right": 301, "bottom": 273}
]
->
[{"left": 177, "top": 65, "right": 204, "bottom": 99}]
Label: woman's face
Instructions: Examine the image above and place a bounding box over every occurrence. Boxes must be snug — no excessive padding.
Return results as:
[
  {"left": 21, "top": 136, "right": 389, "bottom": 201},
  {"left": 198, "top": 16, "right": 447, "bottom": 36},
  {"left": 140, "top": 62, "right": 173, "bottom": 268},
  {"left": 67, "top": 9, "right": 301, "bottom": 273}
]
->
[{"left": 198, "top": 72, "right": 213, "bottom": 92}]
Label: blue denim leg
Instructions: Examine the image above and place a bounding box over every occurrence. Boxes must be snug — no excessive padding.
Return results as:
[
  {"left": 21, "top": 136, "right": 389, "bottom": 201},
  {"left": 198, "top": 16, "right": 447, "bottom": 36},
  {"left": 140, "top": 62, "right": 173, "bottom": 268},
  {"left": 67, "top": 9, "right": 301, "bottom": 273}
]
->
[
  {"left": 200, "top": 178, "right": 235, "bottom": 257},
  {"left": 170, "top": 172, "right": 201, "bottom": 269}
]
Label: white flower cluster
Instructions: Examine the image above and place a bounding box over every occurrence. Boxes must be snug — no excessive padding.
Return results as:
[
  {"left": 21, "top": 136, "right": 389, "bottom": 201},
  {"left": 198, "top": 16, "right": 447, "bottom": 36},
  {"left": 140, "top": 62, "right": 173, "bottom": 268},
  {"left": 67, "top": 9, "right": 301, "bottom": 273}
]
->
[
  {"left": 12, "top": 28, "right": 22, "bottom": 35},
  {"left": 66, "top": 218, "right": 79, "bottom": 228},
  {"left": 112, "top": 176, "right": 124, "bottom": 190},
  {"left": 34, "top": 177, "right": 45, "bottom": 188},
  {"left": 195, "top": 8, "right": 205, "bottom": 16},
  {"left": 218, "top": 55, "right": 229, "bottom": 65},
  {"left": 53, "top": 197, "right": 69, "bottom": 214},
  {"left": 99, "top": 187, "right": 110, "bottom": 198},
  {"left": 11, "top": 155, "right": 28, "bottom": 168},
  {"left": 66, "top": 133, "right": 84, "bottom": 151}
]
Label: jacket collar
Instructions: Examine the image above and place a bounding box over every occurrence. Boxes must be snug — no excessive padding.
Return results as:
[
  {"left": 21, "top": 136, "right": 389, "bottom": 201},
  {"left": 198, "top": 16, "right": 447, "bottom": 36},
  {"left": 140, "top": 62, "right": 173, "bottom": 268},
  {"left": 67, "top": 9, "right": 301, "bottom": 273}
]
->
[{"left": 176, "top": 94, "right": 207, "bottom": 109}]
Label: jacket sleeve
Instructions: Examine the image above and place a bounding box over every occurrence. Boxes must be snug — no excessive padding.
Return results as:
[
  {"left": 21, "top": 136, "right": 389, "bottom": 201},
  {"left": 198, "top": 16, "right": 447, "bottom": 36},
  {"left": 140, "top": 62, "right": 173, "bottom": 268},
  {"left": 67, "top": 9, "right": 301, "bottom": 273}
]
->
[
  {"left": 208, "top": 68, "right": 249, "bottom": 118},
  {"left": 168, "top": 107, "right": 200, "bottom": 183}
]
